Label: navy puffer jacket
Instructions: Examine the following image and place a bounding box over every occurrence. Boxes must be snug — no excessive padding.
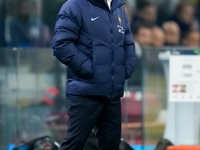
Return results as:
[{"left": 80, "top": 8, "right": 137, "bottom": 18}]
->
[{"left": 52, "top": 0, "right": 136, "bottom": 99}]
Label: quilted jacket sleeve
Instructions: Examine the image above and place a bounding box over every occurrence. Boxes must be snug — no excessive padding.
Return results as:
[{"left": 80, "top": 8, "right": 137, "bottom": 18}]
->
[
  {"left": 51, "top": 1, "right": 93, "bottom": 78},
  {"left": 124, "top": 10, "right": 136, "bottom": 79}
]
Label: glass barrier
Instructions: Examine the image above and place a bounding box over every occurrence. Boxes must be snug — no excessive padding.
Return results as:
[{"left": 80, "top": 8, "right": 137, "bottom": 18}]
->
[
  {"left": 142, "top": 48, "right": 167, "bottom": 148},
  {"left": 0, "top": 47, "right": 200, "bottom": 150},
  {"left": 0, "top": 48, "right": 67, "bottom": 149},
  {"left": 142, "top": 47, "right": 200, "bottom": 150}
]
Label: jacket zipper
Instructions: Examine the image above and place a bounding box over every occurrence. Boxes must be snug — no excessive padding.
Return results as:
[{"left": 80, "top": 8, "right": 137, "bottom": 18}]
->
[
  {"left": 109, "top": 10, "right": 114, "bottom": 99},
  {"left": 107, "top": 3, "right": 124, "bottom": 99}
]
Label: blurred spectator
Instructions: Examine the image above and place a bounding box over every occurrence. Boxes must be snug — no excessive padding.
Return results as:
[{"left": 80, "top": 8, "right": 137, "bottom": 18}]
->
[
  {"left": 162, "top": 21, "right": 180, "bottom": 46},
  {"left": 0, "top": 17, "right": 4, "bottom": 47},
  {"left": 130, "top": 24, "right": 152, "bottom": 88},
  {"left": 7, "top": 0, "right": 50, "bottom": 47},
  {"left": 42, "top": 0, "right": 66, "bottom": 37},
  {"left": 132, "top": 24, "right": 152, "bottom": 49},
  {"left": 170, "top": 1, "right": 199, "bottom": 38},
  {"left": 181, "top": 30, "right": 200, "bottom": 47},
  {"left": 0, "top": 0, "right": 5, "bottom": 46},
  {"left": 151, "top": 27, "right": 165, "bottom": 48},
  {"left": 124, "top": 4, "right": 133, "bottom": 24},
  {"left": 198, "top": 1, "right": 200, "bottom": 20},
  {"left": 132, "top": 1, "right": 157, "bottom": 30}
]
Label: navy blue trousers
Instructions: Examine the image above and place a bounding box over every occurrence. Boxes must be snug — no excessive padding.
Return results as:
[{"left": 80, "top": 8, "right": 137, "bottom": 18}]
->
[{"left": 61, "top": 95, "right": 121, "bottom": 150}]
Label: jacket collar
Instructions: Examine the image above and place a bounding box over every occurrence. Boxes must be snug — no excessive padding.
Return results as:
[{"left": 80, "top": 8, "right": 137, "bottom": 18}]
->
[{"left": 87, "top": 0, "right": 124, "bottom": 11}]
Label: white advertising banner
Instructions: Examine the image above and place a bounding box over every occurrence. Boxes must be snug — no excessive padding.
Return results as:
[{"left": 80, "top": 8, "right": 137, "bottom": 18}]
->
[{"left": 169, "top": 55, "right": 200, "bottom": 102}]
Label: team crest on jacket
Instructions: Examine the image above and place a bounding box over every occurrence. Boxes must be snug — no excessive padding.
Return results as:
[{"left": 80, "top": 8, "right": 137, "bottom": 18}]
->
[
  {"left": 118, "top": 15, "right": 121, "bottom": 25},
  {"left": 117, "top": 15, "right": 124, "bottom": 34}
]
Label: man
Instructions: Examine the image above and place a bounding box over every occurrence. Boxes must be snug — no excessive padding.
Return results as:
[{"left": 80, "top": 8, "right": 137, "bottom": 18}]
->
[
  {"left": 124, "top": 4, "right": 133, "bottom": 24},
  {"left": 51, "top": 0, "right": 136, "bottom": 150},
  {"left": 182, "top": 30, "right": 200, "bottom": 47},
  {"left": 170, "top": 1, "right": 199, "bottom": 37},
  {"left": 151, "top": 27, "right": 165, "bottom": 48},
  {"left": 132, "top": 1, "right": 157, "bottom": 30},
  {"left": 130, "top": 24, "right": 151, "bottom": 88},
  {"left": 0, "top": 0, "right": 5, "bottom": 46},
  {"left": 8, "top": 0, "right": 50, "bottom": 47},
  {"left": 132, "top": 24, "right": 152, "bottom": 48},
  {"left": 162, "top": 21, "right": 180, "bottom": 46}
]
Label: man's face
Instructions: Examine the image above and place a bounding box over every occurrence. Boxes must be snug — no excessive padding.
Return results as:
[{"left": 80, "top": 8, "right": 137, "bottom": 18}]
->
[
  {"left": 134, "top": 27, "right": 152, "bottom": 47},
  {"left": 152, "top": 28, "right": 165, "bottom": 47},
  {"left": 164, "top": 25, "right": 180, "bottom": 45},
  {"left": 178, "top": 5, "right": 194, "bottom": 24},
  {"left": 139, "top": 6, "right": 157, "bottom": 25},
  {"left": 182, "top": 32, "right": 200, "bottom": 47}
]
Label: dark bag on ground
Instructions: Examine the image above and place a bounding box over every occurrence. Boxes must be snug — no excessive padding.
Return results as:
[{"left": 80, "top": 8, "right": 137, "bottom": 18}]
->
[
  {"left": 83, "top": 132, "right": 99, "bottom": 150},
  {"left": 83, "top": 139, "right": 134, "bottom": 150},
  {"left": 14, "top": 136, "right": 60, "bottom": 150},
  {"left": 83, "top": 131, "right": 134, "bottom": 150},
  {"left": 119, "top": 140, "right": 134, "bottom": 150},
  {"left": 154, "top": 138, "right": 173, "bottom": 150}
]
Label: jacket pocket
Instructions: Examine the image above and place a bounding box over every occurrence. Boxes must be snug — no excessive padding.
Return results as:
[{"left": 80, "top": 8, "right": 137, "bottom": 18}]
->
[
  {"left": 73, "top": 34, "right": 93, "bottom": 78},
  {"left": 78, "top": 34, "right": 93, "bottom": 58}
]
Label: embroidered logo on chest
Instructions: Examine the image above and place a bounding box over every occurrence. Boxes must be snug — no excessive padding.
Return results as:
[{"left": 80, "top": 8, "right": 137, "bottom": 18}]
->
[
  {"left": 117, "top": 15, "right": 124, "bottom": 34},
  {"left": 91, "top": 16, "right": 100, "bottom": 21}
]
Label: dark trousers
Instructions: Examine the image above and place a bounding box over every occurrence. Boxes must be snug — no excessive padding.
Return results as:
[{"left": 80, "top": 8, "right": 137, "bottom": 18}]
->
[{"left": 61, "top": 95, "right": 121, "bottom": 150}]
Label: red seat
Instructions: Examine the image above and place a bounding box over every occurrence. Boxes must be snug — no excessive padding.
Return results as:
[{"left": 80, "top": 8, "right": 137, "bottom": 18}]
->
[
  {"left": 167, "top": 146, "right": 200, "bottom": 150},
  {"left": 121, "top": 92, "right": 142, "bottom": 122}
]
